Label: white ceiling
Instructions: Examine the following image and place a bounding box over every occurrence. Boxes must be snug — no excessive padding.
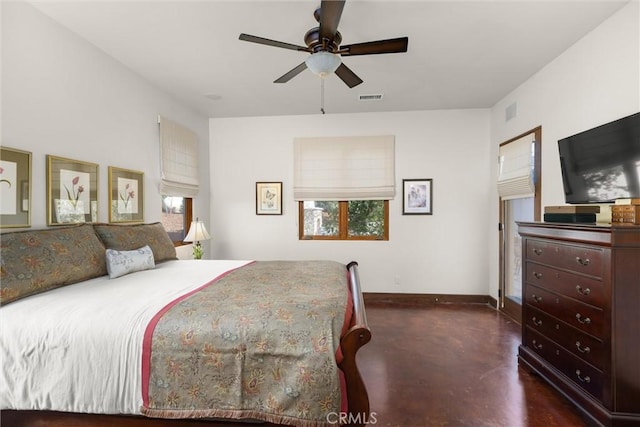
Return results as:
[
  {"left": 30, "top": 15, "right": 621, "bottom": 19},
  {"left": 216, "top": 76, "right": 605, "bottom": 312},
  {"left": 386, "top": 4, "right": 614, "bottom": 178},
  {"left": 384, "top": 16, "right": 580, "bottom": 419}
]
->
[{"left": 30, "top": 0, "right": 629, "bottom": 118}]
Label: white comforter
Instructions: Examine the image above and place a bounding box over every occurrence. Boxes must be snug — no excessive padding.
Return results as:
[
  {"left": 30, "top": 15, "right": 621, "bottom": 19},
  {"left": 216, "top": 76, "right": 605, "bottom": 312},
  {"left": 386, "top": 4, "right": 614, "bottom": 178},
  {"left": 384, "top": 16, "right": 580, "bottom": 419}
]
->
[{"left": 0, "top": 259, "right": 251, "bottom": 414}]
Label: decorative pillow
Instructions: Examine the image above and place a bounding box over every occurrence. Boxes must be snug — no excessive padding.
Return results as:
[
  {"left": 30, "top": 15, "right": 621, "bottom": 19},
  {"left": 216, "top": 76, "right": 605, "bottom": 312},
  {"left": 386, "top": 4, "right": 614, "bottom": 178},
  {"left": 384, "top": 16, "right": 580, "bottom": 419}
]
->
[
  {"left": 0, "top": 224, "right": 107, "bottom": 306},
  {"left": 93, "top": 222, "right": 177, "bottom": 263},
  {"left": 105, "top": 245, "right": 155, "bottom": 279}
]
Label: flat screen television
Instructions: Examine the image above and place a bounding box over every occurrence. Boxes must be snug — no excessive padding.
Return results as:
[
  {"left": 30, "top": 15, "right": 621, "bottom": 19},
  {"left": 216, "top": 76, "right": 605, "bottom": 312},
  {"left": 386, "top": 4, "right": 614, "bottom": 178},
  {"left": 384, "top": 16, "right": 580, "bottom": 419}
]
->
[{"left": 558, "top": 112, "right": 640, "bottom": 204}]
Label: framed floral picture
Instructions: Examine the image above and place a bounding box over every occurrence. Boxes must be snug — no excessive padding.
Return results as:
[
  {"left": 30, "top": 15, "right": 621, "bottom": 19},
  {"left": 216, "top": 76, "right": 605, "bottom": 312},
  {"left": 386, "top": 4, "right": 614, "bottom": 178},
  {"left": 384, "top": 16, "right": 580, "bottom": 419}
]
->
[
  {"left": 47, "top": 155, "right": 99, "bottom": 226},
  {"left": 108, "top": 166, "right": 144, "bottom": 223},
  {"left": 256, "top": 182, "right": 282, "bottom": 215},
  {"left": 402, "top": 178, "right": 433, "bottom": 215},
  {"left": 0, "top": 147, "right": 32, "bottom": 228}
]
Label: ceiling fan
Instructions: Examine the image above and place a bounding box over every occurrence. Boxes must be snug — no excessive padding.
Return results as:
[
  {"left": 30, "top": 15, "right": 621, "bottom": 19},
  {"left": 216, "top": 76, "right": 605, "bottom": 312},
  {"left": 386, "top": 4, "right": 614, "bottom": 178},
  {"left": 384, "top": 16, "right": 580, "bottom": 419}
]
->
[{"left": 239, "top": 0, "right": 408, "bottom": 88}]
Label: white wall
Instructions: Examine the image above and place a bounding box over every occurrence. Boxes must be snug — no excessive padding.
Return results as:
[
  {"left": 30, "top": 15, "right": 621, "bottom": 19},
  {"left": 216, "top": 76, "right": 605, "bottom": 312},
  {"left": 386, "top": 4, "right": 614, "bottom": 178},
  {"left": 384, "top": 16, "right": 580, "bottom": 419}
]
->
[
  {"left": 487, "top": 1, "right": 640, "bottom": 301},
  {"left": 1, "top": 1, "right": 210, "bottom": 259},
  {"left": 210, "top": 110, "right": 491, "bottom": 294},
  {"left": 210, "top": 1, "right": 638, "bottom": 296},
  {"left": 5, "top": 0, "right": 636, "bottom": 294}
]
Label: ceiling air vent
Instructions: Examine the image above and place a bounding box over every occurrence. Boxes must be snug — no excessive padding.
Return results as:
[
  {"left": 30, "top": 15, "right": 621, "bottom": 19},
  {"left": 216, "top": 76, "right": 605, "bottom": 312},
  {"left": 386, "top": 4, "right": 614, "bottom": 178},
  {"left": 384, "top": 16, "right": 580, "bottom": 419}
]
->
[{"left": 359, "top": 94, "right": 383, "bottom": 101}]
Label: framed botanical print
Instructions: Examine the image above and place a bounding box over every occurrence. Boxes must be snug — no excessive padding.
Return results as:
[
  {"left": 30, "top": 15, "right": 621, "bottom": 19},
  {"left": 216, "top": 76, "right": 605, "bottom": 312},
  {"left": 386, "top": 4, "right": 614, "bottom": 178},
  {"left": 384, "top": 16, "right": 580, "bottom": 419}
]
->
[
  {"left": 256, "top": 182, "right": 282, "bottom": 215},
  {"left": 0, "top": 147, "right": 32, "bottom": 228},
  {"left": 47, "top": 155, "right": 99, "bottom": 225},
  {"left": 108, "top": 166, "right": 144, "bottom": 223}
]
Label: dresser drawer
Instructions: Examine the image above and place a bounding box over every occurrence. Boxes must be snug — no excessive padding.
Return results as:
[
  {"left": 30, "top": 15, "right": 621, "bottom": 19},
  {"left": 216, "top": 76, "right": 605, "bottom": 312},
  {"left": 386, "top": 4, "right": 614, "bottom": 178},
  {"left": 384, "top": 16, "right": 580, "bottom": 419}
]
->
[
  {"left": 525, "top": 284, "right": 605, "bottom": 338},
  {"left": 525, "top": 262, "right": 606, "bottom": 307},
  {"left": 524, "top": 305, "right": 605, "bottom": 369},
  {"left": 526, "top": 239, "right": 604, "bottom": 278},
  {"left": 525, "top": 328, "right": 604, "bottom": 401}
]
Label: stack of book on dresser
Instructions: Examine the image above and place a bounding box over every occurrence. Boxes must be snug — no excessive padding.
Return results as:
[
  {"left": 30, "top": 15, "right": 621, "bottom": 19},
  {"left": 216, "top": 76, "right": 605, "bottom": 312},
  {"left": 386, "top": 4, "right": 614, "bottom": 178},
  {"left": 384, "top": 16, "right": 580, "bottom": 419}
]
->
[
  {"left": 543, "top": 205, "right": 600, "bottom": 223},
  {"left": 611, "top": 198, "right": 640, "bottom": 225}
]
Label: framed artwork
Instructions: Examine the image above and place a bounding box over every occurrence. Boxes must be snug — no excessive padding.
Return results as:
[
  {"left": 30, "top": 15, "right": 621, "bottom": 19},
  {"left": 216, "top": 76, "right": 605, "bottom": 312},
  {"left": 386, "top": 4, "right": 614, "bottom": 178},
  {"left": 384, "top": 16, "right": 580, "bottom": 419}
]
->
[
  {"left": 0, "top": 147, "right": 32, "bottom": 228},
  {"left": 256, "top": 182, "right": 282, "bottom": 215},
  {"left": 108, "top": 166, "right": 144, "bottom": 223},
  {"left": 47, "top": 155, "right": 99, "bottom": 226},
  {"left": 402, "top": 178, "right": 433, "bottom": 215}
]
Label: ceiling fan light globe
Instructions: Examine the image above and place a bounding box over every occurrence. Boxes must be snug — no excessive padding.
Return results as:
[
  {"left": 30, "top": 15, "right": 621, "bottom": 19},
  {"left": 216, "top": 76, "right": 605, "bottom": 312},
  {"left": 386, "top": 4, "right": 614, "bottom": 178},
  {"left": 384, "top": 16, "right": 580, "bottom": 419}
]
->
[{"left": 305, "top": 51, "right": 341, "bottom": 77}]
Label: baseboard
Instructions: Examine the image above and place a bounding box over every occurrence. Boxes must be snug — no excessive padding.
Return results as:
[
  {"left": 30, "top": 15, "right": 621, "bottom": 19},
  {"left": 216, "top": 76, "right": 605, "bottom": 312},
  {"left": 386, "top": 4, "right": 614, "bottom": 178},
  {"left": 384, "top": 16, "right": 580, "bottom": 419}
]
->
[{"left": 364, "top": 292, "right": 497, "bottom": 308}]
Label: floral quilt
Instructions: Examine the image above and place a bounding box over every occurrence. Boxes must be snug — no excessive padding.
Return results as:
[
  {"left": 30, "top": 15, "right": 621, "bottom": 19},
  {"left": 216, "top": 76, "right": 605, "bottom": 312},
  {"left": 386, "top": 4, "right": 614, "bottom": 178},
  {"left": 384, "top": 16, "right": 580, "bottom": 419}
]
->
[{"left": 141, "top": 260, "right": 350, "bottom": 427}]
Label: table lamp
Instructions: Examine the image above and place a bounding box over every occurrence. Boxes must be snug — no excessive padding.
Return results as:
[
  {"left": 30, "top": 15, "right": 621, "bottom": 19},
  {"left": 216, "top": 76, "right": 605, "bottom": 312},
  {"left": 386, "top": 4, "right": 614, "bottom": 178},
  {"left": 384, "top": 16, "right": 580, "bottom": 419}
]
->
[{"left": 183, "top": 217, "right": 210, "bottom": 260}]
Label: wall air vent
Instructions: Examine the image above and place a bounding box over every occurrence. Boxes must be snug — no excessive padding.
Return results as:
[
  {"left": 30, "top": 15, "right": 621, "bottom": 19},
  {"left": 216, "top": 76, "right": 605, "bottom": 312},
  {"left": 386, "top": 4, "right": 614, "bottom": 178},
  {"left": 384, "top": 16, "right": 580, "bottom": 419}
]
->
[
  {"left": 359, "top": 94, "right": 383, "bottom": 101},
  {"left": 505, "top": 102, "right": 517, "bottom": 121}
]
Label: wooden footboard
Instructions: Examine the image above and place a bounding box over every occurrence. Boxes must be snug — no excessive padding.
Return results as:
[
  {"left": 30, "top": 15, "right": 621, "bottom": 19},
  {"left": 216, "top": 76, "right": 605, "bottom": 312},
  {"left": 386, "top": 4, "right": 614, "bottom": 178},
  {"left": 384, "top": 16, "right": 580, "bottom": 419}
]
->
[
  {"left": 339, "top": 262, "right": 373, "bottom": 427},
  {"left": 1, "top": 261, "right": 372, "bottom": 427}
]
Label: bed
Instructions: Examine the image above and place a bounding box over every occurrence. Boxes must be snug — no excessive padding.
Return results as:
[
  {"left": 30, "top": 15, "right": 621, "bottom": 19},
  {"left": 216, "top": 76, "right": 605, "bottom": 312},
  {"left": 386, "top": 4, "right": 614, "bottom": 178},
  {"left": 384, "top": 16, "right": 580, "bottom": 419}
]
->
[{"left": 0, "top": 223, "right": 371, "bottom": 427}]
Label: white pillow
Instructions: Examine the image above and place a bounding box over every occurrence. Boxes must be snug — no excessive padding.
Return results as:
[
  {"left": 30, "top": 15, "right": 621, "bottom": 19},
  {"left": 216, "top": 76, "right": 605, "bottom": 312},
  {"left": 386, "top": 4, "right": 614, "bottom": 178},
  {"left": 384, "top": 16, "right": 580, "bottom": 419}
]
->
[{"left": 105, "top": 245, "right": 155, "bottom": 279}]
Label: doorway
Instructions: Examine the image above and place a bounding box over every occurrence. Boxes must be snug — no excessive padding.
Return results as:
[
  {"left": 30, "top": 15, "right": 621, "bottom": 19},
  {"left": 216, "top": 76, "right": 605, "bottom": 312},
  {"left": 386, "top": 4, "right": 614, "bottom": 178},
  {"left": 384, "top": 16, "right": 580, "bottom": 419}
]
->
[{"left": 498, "top": 127, "right": 541, "bottom": 323}]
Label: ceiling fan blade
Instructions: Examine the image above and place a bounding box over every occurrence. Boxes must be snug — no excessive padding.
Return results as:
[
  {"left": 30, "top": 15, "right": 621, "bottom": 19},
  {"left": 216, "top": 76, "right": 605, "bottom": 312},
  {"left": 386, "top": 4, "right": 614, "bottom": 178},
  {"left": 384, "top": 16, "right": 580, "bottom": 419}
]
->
[
  {"left": 274, "top": 62, "right": 308, "bottom": 83},
  {"left": 340, "top": 37, "right": 409, "bottom": 56},
  {"left": 239, "top": 33, "right": 309, "bottom": 52},
  {"left": 319, "top": 0, "right": 345, "bottom": 41},
  {"left": 334, "top": 63, "right": 363, "bottom": 88}
]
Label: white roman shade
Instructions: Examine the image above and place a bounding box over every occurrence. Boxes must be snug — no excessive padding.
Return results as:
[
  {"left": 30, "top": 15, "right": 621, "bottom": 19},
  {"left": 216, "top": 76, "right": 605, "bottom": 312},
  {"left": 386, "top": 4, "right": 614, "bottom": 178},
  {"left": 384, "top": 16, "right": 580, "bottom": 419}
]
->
[
  {"left": 498, "top": 133, "right": 535, "bottom": 200},
  {"left": 293, "top": 135, "right": 395, "bottom": 201},
  {"left": 158, "top": 115, "right": 199, "bottom": 197}
]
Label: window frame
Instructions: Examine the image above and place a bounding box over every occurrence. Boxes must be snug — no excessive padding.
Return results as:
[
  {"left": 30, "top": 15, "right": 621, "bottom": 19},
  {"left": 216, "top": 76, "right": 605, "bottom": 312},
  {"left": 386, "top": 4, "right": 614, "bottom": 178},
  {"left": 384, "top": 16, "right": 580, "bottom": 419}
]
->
[
  {"left": 162, "top": 197, "right": 193, "bottom": 247},
  {"left": 177, "top": 197, "right": 193, "bottom": 247},
  {"left": 298, "top": 200, "right": 389, "bottom": 241}
]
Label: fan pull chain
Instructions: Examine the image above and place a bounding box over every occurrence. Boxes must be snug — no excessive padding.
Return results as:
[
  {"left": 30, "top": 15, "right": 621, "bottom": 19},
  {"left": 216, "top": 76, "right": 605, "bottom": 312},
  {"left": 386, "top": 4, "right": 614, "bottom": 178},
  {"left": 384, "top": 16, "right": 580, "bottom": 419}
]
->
[{"left": 320, "top": 78, "right": 326, "bottom": 115}]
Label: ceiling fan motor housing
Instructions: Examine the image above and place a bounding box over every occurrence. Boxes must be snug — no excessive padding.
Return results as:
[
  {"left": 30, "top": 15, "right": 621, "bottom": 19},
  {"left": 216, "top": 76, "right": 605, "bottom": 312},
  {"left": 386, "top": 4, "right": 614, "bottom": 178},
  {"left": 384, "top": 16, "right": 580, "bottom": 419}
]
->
[{"left": 304, "top": 27, "right": 342, "bottom": 52}]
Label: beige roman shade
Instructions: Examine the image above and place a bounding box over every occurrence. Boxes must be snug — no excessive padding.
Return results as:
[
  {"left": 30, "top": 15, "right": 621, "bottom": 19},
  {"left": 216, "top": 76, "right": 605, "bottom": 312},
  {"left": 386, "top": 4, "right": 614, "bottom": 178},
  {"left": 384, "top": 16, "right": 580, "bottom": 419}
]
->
[
  {"left": 498, "top": 133, "right": 535, "bottom": 200},
  {"left": 293, "top": 135, "right": 395, "bottom": 201},
  {"left": 158, "top": 115, "right": 199, "bottom": 197}
]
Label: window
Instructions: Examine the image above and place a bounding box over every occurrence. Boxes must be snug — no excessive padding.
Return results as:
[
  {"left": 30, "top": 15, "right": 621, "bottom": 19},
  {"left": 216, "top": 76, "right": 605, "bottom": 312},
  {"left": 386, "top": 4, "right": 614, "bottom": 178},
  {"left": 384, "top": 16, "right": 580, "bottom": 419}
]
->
[
  {"left": 161, "top": 196, "right": 192, "bottom": 246},
  {"left": 299, "top": 200, "right": 389, "bottom": 240},
  {"left": 293, "top": 135, "right": 394, "bottom": 241},
  {"left": 158, "top": 116, "right": 198, "bottom": 247},
  {"left": 498, "top": 127, "right": 541, "bottom": 323}
]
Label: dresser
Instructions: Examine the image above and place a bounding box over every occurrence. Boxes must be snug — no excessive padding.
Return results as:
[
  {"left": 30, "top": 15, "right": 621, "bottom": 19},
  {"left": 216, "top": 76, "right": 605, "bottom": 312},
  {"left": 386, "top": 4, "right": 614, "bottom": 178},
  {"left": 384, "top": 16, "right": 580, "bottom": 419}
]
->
[{"left": 517, "top": 222, "right": 640, "bottom": 426}]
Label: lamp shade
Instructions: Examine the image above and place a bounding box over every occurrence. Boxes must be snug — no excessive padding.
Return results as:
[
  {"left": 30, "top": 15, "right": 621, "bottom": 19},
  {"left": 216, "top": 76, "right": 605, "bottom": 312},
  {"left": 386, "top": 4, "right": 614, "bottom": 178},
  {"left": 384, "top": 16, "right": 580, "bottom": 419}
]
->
[
  {"left": 184, "top": 218, "right": 210, "bottom": 243},
  {"left": 305, "top": 51, "right": 341, "bottom": 77}
]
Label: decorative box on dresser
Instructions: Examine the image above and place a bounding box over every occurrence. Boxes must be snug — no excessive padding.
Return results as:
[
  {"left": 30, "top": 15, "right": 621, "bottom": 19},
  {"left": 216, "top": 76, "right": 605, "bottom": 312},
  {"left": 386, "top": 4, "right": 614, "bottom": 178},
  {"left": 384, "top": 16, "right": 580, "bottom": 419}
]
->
[{"left": 517, "top": 222, "right": 640, "bottom": 427}]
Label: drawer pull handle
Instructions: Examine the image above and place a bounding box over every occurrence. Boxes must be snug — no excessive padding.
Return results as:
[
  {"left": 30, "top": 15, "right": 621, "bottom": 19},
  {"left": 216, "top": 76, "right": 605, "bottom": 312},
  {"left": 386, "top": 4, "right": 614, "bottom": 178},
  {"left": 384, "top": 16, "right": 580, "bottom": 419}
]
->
[
  {"left": 532, "top": 294, "right": 543, "bottom": 303},
  {"left": 532, "top": 317, "right": 543, "bottom": 326},
  {"left": 576, "top": 257, "right": 591, "bottom": 266},
  {"left": 576, "top": 341, "right": 591, "bottom": 354},
  {"left": 532, "top": 340, "right": 543, "bottom": 350},
  {"left": 576, "top": 285, "right": 591, "bottom": 296},
  {"left": 533, "top": 248, "right": 543, "bottom": 255},
  {"left": 575, "top": 313, "right": 591, "bottom": 325},
  {"left": 533, "top": 272, "right": 543, "bottom": 279},
  {"left": 576, "top": 369, "right": 591, "bottom": 383}
]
